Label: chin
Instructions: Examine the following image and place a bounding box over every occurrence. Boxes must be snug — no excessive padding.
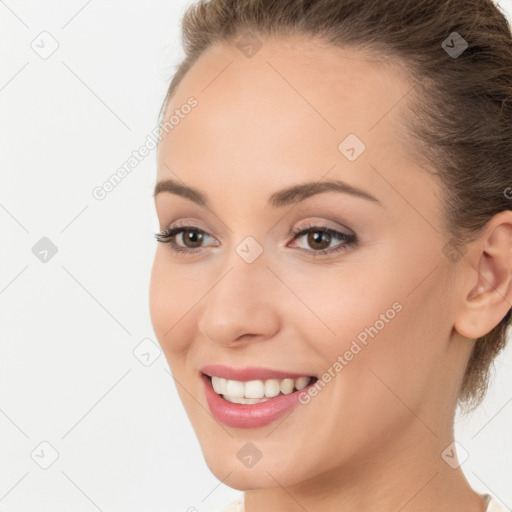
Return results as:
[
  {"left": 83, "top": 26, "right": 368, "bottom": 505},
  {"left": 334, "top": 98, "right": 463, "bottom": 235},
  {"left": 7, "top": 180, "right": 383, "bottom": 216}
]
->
[
  {"left": 198, "top": 436, "right": 311, "bottom": 490},
  {"left": 204, "top": 456, "right": 283, "bottom": 490}
]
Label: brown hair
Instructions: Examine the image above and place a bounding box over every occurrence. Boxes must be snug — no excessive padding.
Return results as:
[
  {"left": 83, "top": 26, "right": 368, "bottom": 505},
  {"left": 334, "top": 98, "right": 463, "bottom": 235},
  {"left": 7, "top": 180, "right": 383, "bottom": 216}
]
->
[{"left": 160, "top": 0, "right": 512, "bottom": 415}]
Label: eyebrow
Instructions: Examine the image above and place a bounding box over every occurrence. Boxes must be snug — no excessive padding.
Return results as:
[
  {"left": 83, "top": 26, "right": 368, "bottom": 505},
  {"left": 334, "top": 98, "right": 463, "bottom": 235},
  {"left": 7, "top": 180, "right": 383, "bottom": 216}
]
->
[{"left": 153, "top": 178, "right": 382, "bottom": 208}]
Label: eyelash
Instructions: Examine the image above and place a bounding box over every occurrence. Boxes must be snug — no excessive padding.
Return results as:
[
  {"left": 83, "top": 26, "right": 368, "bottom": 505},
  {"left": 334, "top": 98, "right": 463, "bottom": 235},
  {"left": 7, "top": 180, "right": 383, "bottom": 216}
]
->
[{"left": 155, "top": 222, "right": 357, "bottom": 259}]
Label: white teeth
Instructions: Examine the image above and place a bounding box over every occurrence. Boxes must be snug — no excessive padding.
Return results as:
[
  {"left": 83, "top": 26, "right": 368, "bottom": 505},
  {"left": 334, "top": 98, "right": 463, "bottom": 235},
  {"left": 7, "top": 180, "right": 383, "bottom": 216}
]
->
[
  {"left": 295, "top": 376, "right": 310, "bottom": 390},
  {"left": 280, "top": 378, "right": 295, "bottom": 395},
  {"left": 211, "top": 377, "right": 226, "bottom": 394},
  {"left": 245, "top": 380, "right": 265, "bottom": 399},
  {"left": 223, "top": 396, "right": 269, "bottom": 404},
  {"left": 264, "top": 379, "right": 281, "bottom": 398},
  {"left": 210, "top": 375, "right": 313, "bottom": 401},
  {"left": 225, "top": 379, "right": 245, "bottom": 398}
]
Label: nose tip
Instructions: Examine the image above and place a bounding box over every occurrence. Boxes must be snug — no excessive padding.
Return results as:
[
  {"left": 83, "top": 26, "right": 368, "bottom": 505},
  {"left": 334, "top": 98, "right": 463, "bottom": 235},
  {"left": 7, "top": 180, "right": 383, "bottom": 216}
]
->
[{"left": 197, "top": 264, "right": 281, "bottom": 348}]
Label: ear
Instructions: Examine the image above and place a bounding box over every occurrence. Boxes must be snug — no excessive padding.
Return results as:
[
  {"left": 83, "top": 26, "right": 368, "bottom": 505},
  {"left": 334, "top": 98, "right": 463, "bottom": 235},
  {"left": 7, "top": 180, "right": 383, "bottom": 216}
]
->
[{"left": 454, "top": 210, "right": 512, "bottom": 339}]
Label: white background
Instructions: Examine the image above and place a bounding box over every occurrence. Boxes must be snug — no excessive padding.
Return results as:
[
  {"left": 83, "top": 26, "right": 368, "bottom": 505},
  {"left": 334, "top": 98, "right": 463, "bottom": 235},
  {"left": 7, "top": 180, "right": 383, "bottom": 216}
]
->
[{"left": 1, "top": 1, "right": 511, "bottom": 511}]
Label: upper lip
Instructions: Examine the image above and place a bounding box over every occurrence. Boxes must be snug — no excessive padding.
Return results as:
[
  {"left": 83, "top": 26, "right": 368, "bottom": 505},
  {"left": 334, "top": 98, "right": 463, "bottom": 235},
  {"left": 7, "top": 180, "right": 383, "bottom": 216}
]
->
[{"left": 200, "top": 364, "right": 315, "bottom": 382}]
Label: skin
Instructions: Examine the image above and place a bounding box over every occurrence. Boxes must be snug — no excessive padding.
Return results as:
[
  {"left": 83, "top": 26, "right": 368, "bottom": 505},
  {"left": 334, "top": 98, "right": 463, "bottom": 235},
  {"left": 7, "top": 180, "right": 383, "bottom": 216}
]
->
[{"left": 149, "top": 35, "right": 512, "bottom": 512}]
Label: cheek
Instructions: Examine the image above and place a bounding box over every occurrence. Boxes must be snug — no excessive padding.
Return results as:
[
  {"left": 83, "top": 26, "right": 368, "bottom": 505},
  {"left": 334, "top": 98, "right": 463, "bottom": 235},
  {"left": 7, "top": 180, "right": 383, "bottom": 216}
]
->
[
  {"left": 334, "top": 291, "right": 450, "bottom": 446},
  {"left": 276, "top": 257, "right": 405, "bottom": 357},
  {"left": 284, "top": 249, "right": 448, "bottom": 394}
]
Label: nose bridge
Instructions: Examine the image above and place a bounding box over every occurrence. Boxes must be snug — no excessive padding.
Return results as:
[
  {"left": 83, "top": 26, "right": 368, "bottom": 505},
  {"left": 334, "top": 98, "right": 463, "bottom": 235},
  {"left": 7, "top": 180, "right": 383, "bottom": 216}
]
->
[
  {"left": 213, "top": 232, "right": 270, "bottom": 301},
  {"left": 198, "top": 240, "right": 280, "bottom": 345}
]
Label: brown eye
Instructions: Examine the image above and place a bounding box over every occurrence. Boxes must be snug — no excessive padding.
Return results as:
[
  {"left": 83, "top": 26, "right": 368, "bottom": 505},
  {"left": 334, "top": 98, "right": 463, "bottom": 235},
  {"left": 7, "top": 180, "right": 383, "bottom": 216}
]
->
[
  {"left": 289, "top": 224, "right": 357, "bottom": 258},
  {"left": 306, "top": 231, "right": 332, "bottom": 251},
  {"left": 155, "top": 225, "right": 214, "bottom": 255},
  {"left": 178, "top": 229, "right": 204, "bottom": 249}
]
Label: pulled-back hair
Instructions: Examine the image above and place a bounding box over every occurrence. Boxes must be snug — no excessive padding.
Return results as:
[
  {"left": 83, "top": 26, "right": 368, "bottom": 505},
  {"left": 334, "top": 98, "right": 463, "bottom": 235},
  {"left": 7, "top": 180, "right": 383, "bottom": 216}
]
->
[{"left": 160, "top": 0, "right": 512, "bottom": 415}]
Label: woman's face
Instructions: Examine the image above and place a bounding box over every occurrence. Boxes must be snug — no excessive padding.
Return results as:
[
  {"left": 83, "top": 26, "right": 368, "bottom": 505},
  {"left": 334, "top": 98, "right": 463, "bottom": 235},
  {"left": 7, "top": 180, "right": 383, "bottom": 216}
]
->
[{"left": 150, "top": 36, "right": 472, "bottom": 490}]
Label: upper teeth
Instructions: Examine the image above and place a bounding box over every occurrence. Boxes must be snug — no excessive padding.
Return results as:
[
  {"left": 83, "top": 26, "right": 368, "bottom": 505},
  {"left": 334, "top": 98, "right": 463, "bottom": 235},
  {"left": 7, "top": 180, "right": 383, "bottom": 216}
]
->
[{"left": 211, "top": 376, "right": 312, "bottom": 399}]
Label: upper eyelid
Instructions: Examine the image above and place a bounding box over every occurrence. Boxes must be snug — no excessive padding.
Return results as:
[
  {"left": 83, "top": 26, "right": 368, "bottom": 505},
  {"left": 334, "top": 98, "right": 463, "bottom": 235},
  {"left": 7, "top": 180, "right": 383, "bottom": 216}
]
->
[
  {"left": 159, "top": 223, "right": 354, "bottom": 245},
  {"left": 162, "top": 216, "right": 353, "bottom": 233},
  {"left": 160, "top": 222, "right": 350, "bottom": 235}
]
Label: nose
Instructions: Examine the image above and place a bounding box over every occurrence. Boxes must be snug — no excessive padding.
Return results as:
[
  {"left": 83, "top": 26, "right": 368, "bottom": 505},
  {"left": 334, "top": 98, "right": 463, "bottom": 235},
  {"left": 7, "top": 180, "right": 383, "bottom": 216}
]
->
[{"left": 197, "top": 255, "right": 281, "bottom": 348}]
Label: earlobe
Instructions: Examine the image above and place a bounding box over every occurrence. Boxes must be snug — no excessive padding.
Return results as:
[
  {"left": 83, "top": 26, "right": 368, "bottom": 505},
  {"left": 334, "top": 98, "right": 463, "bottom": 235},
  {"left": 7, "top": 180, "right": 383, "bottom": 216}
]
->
[{"left": 454, "top": 211, "right": 512, "bottom": 339}]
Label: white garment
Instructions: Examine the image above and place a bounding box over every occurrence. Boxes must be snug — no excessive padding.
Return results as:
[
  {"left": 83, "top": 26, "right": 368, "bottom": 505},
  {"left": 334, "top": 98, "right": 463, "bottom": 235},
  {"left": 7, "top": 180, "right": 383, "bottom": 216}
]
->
[
  {"left": 218, "top": 492, "right": 508, "bottom": 512},
  {"left": 486, "top": 493, "right": 509, "bottom": 512}
]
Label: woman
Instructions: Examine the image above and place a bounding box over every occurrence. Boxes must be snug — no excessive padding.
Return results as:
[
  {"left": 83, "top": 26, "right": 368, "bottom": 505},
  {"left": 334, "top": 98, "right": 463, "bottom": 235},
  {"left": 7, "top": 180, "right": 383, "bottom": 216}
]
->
[{"left": 149, "top": 0, "right": 512, "bottom": 510}]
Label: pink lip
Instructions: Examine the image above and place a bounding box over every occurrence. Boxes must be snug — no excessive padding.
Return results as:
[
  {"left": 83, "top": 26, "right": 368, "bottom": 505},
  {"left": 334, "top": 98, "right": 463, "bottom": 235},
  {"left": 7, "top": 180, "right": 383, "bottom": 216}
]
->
[
  {"left": 200, "top": 371, "right": 317, "bottom": 429},
  {"left": 200, "top": 364, "right": 314, "bottom": 381}
]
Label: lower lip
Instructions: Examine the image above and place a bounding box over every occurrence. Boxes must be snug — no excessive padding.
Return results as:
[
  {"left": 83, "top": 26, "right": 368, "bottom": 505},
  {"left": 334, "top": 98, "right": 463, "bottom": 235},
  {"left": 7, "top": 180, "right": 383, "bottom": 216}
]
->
[{"left": 202, "top": 374, "right": 314, "bottom": 429}]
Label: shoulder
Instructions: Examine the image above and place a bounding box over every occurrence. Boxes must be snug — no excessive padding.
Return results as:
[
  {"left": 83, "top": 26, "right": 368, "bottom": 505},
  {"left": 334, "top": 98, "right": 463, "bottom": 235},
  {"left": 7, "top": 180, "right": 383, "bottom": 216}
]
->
[
  {"left": 485, "top": 494, "right": 509, "bottom": 512},
  {"left": 217, "top": 495, "right": 244, "bottom": 512},
  {"left": 217, "top": 493, "right": 509, "bottom": 512}
]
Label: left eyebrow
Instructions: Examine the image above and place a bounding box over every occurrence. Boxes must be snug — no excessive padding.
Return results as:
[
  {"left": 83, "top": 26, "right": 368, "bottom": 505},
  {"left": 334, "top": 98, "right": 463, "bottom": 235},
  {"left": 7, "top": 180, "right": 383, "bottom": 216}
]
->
[
  {"left": 267, "top": 179, "right": 382, "bottom": 208},
  {"left": 153, "top": 178, "right": 383, "bottom": 209}
]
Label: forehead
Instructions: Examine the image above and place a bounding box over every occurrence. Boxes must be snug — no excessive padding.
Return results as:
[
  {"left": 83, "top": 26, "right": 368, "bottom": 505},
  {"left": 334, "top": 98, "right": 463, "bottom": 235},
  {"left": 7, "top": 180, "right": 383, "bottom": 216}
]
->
[{"left": 156, "top": 35, "right": 428, "bottom": 208}]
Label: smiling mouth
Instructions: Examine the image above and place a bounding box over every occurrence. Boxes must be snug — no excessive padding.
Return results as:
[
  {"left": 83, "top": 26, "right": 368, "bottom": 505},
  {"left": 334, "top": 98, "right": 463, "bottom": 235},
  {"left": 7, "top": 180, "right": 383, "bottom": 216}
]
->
[{"left": 204, "top": 374, "right": 318, "bottom": 404}]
